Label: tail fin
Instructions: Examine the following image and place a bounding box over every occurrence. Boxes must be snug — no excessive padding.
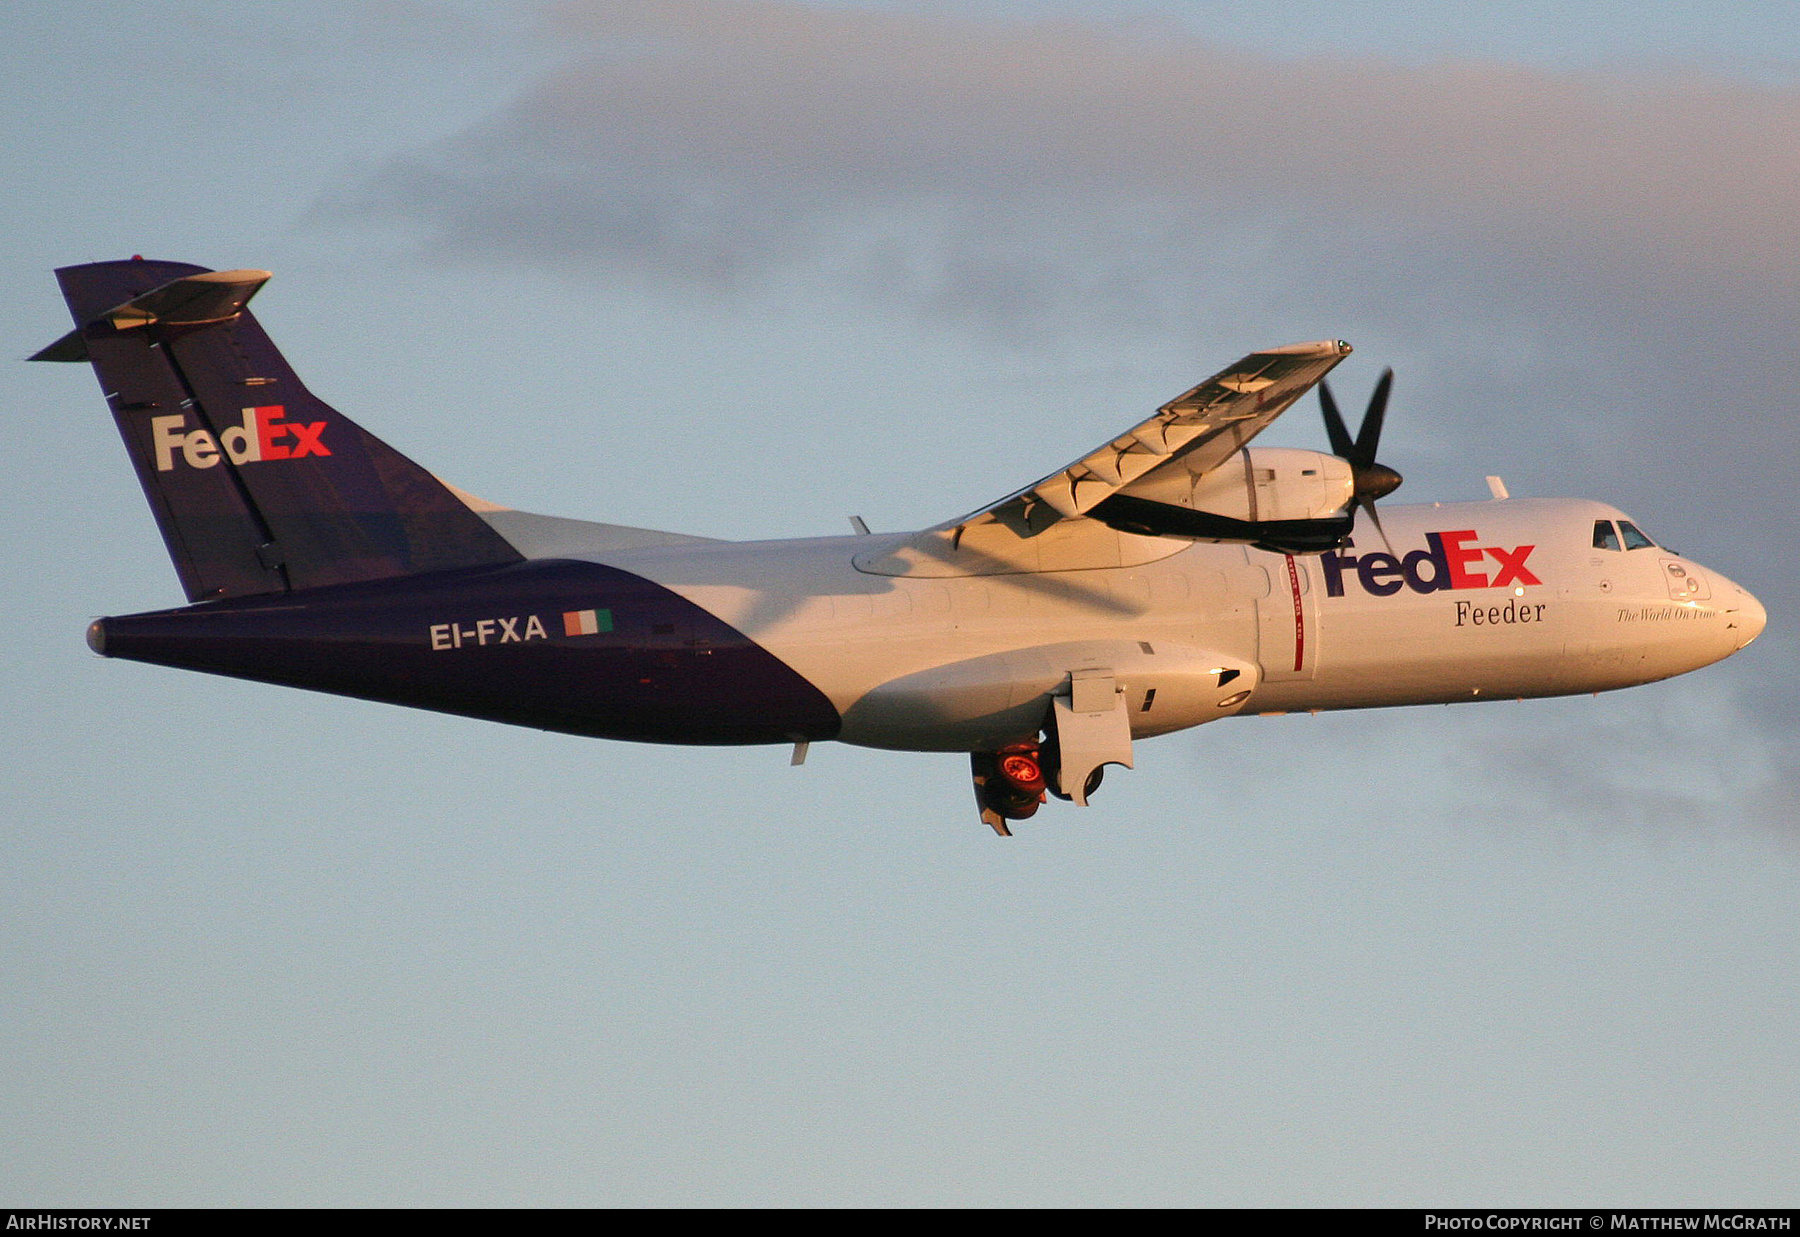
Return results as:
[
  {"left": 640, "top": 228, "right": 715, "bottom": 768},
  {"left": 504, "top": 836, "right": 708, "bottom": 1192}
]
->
[{"left": 35, "top": 258, "right": 521, "bottom": 601}]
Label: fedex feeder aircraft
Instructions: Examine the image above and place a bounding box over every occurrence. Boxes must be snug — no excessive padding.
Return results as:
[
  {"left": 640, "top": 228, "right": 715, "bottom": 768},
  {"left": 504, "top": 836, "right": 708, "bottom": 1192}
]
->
[{"left": 37, "top": 259, "right": 1766, "bottom": 834}]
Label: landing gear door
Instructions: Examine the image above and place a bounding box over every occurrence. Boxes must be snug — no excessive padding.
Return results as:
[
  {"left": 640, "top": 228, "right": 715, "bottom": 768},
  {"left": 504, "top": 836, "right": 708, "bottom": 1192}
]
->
[
  {"left": 1049, "top": 668, "right": 1134, "bottom": 806},
  {"left": 1255, "top": 551, "right": 1319, "bottom": 681}
]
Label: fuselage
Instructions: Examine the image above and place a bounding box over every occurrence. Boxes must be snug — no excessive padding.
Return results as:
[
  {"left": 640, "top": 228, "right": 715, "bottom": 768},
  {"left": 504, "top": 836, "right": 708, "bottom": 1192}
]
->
[{"left": 92, "top": 495, "right": 1763, "bottom": 755}]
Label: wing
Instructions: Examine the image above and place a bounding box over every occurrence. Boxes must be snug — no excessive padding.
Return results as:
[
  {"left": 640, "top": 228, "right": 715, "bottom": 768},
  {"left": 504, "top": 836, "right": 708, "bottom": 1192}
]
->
[
  {"left": 947, "top": 339, "right": 1351, "bottom": 537},
  {"left": 854, "top": 339, "right": 1353, "bottom": 578}
]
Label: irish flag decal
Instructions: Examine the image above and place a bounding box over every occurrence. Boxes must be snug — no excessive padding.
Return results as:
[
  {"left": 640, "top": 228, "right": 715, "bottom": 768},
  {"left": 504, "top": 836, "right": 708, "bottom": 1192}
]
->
[{"left": 562, "top": 608, "right": 613, "bottom": 637}]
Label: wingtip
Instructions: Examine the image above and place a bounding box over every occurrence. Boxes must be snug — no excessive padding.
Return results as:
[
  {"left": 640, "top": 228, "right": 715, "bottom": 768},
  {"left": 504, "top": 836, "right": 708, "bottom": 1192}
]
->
[
  {"left": 1257, "top": 339, "right": 1352, "bottom": 357},
  {"left": 191, "top": 268, "right": 273, "bottom": 284}
]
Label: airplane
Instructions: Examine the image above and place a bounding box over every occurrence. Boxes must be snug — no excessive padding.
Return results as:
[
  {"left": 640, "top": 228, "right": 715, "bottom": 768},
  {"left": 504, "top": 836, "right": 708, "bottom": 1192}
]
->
[{"left": 35, "top": 258, "right": 1767, "bottom": 834}]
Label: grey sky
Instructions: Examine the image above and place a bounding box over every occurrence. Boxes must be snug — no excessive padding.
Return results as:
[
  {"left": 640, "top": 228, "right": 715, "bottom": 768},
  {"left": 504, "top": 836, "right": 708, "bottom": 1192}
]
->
[{"left": 3, "top": 0, "right": 1797, "bottom": 1206}]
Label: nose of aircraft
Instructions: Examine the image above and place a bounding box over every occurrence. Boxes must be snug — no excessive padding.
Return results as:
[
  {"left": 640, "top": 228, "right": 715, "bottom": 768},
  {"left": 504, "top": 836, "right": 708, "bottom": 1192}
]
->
[
  {"left": 1733, "top": 586, "right": 1768, "bottom": 649},
  {"left": 1708, "top": 568, "right": 1768, "bottom": 650}
]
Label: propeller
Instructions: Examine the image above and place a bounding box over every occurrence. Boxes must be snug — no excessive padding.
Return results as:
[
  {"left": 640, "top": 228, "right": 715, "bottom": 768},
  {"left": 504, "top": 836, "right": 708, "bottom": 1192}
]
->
[{"left": 1318, "top": 368, "right": 1404, "bottom": 551}]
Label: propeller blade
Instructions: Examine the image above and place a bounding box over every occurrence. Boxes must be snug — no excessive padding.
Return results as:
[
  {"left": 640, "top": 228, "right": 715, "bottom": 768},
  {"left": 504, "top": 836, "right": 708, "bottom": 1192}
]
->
[
  {"left": 1353, "top": 368, "right": 1393, "bottom": 466},
  {"left": 1319, "top": 381, "right": 1355, "bottom": 460},
  {"left": 1359, "top": 495, "right": 1394, "bottom": 555},
  {"left": 1323, "top": 368, "right": 1403, "bottom": 547}
]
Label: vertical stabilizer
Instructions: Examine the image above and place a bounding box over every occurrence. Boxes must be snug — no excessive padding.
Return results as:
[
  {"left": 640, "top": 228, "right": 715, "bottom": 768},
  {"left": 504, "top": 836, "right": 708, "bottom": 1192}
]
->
[{"left": 36, "top": 259, "right": 521, "bottom": 601}]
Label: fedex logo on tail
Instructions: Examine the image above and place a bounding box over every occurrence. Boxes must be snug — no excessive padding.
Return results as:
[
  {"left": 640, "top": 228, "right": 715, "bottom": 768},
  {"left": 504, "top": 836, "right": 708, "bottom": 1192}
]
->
[
  {"left": 150, "top": 406, "right": 329, "bottom": 472},
  {"left": 1323, "top": 530, "right": 1540, "bottom": 597}
]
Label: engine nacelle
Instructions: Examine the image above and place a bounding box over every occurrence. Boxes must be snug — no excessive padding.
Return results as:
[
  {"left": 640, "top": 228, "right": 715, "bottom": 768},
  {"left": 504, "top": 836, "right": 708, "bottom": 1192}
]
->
[{"left": 1124, "top": 447, "right": 1354, "bottom": 524}]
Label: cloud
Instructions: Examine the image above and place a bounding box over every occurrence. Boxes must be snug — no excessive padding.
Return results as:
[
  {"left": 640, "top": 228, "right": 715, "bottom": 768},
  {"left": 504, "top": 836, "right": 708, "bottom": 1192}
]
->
[
  {"left": 1450, "top": 684, "right": 1799, "bottom": 839},
  {"left": 336, "top": 1, "right": 1800, "bottom": 317}
]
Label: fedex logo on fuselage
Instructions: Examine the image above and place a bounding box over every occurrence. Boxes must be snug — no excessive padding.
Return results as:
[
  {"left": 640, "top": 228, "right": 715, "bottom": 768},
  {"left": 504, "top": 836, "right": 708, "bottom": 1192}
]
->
[
  {"left": 150, "top": 405, "right": 330, "bottom": 472},
  {"left": 1322, "top": 530, "right": 1541, "bottom": 597}
]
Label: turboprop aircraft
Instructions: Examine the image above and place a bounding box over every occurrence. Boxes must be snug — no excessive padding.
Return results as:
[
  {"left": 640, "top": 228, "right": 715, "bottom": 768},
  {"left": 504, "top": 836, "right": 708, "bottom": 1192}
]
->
[{"left": 37, "top": 259, "right": 1766, "bottom": 834}]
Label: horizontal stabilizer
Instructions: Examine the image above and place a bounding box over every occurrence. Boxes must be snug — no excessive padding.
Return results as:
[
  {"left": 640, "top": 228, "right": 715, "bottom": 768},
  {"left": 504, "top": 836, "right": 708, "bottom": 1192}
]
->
[{"left": 31, "top": 269, "right": 271, "bottom": 362}]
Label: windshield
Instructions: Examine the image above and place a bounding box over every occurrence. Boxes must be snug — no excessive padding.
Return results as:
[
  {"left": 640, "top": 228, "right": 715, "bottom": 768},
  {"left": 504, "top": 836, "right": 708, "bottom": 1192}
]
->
[{"left": 1619, "top": 520, "right": 1657, "bottom": 551}]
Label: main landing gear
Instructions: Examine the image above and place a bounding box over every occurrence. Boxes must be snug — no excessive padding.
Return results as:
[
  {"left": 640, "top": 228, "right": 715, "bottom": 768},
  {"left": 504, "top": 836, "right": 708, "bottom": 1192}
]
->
[
  {"left": 968, "top": 668, "right": 1135, "bottom": 835},
  {"left": 969, "top": 739, "right": 1109, "bottom": 836},
  {"left": 970, "top": 743, "right": 1047, "bottom": 836}
]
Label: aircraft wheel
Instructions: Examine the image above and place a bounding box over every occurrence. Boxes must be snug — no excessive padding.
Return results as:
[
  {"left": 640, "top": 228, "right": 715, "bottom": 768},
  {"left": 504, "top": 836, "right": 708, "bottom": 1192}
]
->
[
  {"left": 971, "top": 749, "right": 1046, "bottom": 822},
  {"left": 979, "top": 777, "right": 1042, "bottom": 821},
  {"left": 995, "top": 743, "right": 1046, "bottom": 794},
  {"left": 1040, "top": 738, "right": 1070, "bottom": 800},
  {"left": 1040, "top": 754, "right": 1103, "bottom": 802},
  {"left": 990, "top": 788, "right": 1041, "bottom": 820}
]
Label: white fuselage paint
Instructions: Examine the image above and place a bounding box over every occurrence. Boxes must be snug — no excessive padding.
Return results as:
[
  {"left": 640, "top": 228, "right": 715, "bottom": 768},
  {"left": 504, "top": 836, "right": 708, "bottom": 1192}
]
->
[{"left": 503, "top": 497, "right": 1764, "bottom": 754}]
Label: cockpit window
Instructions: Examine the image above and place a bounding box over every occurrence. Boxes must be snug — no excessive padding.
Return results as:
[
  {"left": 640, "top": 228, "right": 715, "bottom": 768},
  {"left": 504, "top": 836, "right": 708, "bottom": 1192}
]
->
[
  {"left": 1593, "top": 520, "right": 1621, "bottom": 551},
  {"left": 1619, "top": 521, "right": 1656, "bottom": 551}
]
